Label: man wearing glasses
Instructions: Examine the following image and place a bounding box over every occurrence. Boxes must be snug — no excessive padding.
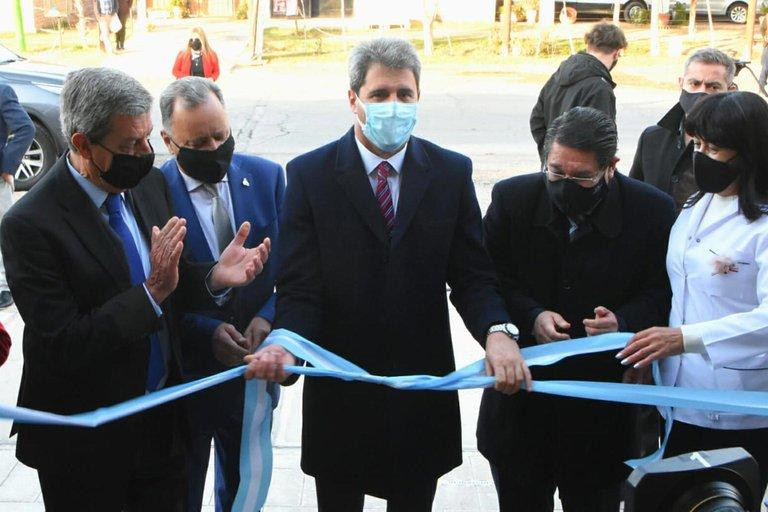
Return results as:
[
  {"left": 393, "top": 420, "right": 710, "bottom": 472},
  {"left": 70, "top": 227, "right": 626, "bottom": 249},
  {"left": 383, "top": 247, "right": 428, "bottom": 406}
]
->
[{"left": 477, "top": 107, "right": 676, "bottom": 512}]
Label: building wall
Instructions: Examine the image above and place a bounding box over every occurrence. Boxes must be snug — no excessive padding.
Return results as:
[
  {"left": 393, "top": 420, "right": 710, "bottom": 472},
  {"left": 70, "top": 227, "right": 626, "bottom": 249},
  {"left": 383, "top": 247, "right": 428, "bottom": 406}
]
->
[{"left": 0, "top": 0, "right": 37, "bottom": 34}]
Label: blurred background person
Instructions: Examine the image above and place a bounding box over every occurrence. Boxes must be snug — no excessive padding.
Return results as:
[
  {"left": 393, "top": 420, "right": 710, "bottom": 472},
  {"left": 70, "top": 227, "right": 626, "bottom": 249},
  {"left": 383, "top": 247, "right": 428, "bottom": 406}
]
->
[
  {"left": 93, "top": 0, "right": 117, "bottom": 55},
  {"left": 760, "top": 15, "right": 768, "bottom": 89},
  {"left": 0, "top": 83, "right": 35, "bottom": 309},
  {"left": 630, "top": 48, "right": 736, "bottom": 212},
  {"left": 619, "top": 91, "right": 768, "bottom": 495},
  {"left": 173, "top": 27, "right": 220, "bottom": 82},
  {"left": 115, "top": 0, "right": 133, "bottom": 51},
  {"left": 0, "top": 322, "right": 10, "bottom": 366}
]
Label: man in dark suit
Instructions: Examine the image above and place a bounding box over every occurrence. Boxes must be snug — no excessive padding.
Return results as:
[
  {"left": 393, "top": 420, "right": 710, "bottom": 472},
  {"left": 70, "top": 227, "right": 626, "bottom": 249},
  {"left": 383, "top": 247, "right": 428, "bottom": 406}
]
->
[
  {"left": 0, "top": 83, "right": 35, "bottom": 308},
  {"left": 0, "top": 67, "right": 269, "bottom": 512},
  {"left": 244, "top": 37, "right": 531, "bottom": 511},
  {"left": 477, "top": 107, "right": 676, "bottom": 512},
  {"left": 629, "top": 48, "right": 736, "bottom": 211},
  {"left": 159, "top": 77, "right": 284, "bottom": 512}
]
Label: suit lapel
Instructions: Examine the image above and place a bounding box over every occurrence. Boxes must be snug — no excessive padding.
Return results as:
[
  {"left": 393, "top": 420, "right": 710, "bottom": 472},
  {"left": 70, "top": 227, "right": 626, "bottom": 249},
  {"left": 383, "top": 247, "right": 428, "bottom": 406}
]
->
[
  {"left": 390, "top": 137, "right": 433, "bottom": 248},
  {"left": 227, "top": 162, "right": 256, "bottom": 248},
  {"left": 334, "top": 129, "right": 390, "bottom": 247},
  {"left": 55, "top": 156, "right": 130, "bottom": 288}
]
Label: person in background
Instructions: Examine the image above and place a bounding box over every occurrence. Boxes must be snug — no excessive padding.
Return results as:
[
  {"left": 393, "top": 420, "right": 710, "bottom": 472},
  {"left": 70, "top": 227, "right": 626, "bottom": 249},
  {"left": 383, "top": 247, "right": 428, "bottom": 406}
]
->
[
  {"left": 0, "top": 84, "right": 35, "bottom": 309},
  {"left": 115, "top": 0, "right": 133, "bottom": 51},
  {"left": 479, "top": 106, "right": 675, "bottom": 512},
  {"left": 172, "top": 27, "right": 220, "bottom": 82},
  {"left": 619, "top": 91, "right": 768, "bottom": 495},
  {"left": 530, "top": 22, "right": 627, "bottom": 160},
  {"left": 93, "top": 0, "right": 117, "bottom": 55},
  {"left": 630, "top": 48, "right": 736, "bottom": 211},
  {"left": 159, "top": 76, "right": 284, "bottom": 512}
]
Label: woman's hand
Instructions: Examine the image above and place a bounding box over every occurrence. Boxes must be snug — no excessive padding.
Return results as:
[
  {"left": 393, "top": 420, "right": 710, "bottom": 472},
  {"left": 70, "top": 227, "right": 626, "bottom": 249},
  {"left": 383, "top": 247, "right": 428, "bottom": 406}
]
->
[{"left": 616, "top": 327, "right": 684, "bottom": 368}]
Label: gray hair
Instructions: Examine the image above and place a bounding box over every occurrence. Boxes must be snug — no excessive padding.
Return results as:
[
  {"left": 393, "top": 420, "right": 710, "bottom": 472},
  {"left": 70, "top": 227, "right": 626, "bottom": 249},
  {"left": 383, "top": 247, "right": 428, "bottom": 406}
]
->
[
  {"left": 348, "top": 37, "right": 421, "bottom": 94},
  {"left": 160, "top": 77, "right": 225, "bottom": 135},
  {"left": 61, "top": 67, "right": 152, "bottom": 151},
  {"left": 543, "top": 107, "right": 618, "bottom": 169},
  {"left": 684, "top": 47, "right": 736, "bottom": 84}
]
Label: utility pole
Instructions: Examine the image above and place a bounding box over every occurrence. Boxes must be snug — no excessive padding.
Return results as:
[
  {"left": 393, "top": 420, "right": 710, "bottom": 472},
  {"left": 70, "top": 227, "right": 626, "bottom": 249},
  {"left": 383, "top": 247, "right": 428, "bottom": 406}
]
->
[
  {"left": 743, "top": 0, "right": 758, "bottom": 60},
  {"left": 501, "top": 0, "right": 511, "bottom": 56},
  {"left": 13, "top": 0, "right": 27, "bottom": 53},
  {"left": 650, "top": 0, "right": 660, "bottom": 56},
  {"left": 688, "top": 0, "right": 697, "bottom": 37},
  {"left": 249, "top": 0, "right": 265, "bottom": 61}
]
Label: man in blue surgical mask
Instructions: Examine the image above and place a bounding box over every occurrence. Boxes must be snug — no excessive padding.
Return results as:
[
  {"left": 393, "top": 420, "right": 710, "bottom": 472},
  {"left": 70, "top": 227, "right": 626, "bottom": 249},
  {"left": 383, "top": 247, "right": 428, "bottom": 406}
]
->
[
  {"left": 630, "top": 48, "right": 736, "bottom": 211},
  {"left": 244, "top": 37, "right": 530, "bottom": 511}
]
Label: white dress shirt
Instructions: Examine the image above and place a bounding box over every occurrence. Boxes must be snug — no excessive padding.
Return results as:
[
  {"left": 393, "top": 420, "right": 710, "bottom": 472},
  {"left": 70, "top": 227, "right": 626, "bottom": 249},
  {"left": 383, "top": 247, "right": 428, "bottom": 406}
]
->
[
  {"left": 178, "top": 170, "right": 237, "bottom": 259},
  {"left": 661, "top": 192, "right": 768, "bottom": 429},
  {"left": 354, "top": 136, "right": 406, "bottom": 213}
]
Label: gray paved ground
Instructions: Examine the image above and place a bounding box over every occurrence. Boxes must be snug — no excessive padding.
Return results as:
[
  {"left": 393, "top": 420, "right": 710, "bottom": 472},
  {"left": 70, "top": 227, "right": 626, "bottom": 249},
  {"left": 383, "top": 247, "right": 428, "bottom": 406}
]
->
[{"left": 0, "top": 17, "right": 740, "bottom": 511}]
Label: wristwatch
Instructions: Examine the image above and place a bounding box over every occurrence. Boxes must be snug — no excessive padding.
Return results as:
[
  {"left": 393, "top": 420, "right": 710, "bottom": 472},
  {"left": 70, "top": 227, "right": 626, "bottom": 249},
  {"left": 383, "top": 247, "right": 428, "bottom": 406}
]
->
[{"left": 487, "top": 322, "right": 520, "bottom": 341}]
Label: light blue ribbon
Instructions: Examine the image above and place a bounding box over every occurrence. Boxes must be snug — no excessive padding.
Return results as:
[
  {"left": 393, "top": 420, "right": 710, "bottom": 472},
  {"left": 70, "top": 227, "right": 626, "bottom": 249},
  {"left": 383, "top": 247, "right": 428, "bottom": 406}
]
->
[{"left": 3, "top": 330, "right": 767, "bottom": 510}]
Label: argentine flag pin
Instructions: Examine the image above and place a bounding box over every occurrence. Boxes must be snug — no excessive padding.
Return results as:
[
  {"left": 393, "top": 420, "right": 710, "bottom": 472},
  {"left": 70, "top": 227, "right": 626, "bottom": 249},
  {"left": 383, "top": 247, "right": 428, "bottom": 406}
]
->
[{"left": 242, "top": 178, "right": 250, "bottom": 187}]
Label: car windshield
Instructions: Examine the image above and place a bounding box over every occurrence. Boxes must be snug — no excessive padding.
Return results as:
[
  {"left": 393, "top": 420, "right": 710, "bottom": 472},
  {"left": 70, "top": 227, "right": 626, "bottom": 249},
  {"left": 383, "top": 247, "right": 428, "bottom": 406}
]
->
[{"left": 0, "top": 45, "right": 21, "bottom": 65}]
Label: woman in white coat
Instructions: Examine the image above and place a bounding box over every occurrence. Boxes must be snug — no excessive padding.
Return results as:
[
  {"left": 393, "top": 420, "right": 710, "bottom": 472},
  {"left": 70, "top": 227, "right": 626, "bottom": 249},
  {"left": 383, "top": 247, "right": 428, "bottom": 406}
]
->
[{"left": 618, "top": 91, "right": 768, "bottom": 490}]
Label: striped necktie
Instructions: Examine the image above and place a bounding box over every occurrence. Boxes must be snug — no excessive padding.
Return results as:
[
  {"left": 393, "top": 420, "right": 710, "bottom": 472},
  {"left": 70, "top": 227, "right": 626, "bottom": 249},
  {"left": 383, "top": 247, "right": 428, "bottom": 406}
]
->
[{"left": 375, "top": 161, "right": 395, "bottom": 233}]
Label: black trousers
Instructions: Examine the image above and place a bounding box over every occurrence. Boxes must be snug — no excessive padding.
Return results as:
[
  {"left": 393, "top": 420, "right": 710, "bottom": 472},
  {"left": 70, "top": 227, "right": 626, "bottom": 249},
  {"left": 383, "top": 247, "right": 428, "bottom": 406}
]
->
[
  {"left": 315, "top": 477, "right": 437, "bottom": 512},
  {"left": 37, "top": 405, "right": 187, "bottom": 512},
  {"left": 665, "top": 420, "right": 768, "bottom": 493},
  {"left": 491, "top": 464, "right": 621, "bottom": 512},
  {"left": 115, "top": 13, "right": 128, "bottom": 48}
]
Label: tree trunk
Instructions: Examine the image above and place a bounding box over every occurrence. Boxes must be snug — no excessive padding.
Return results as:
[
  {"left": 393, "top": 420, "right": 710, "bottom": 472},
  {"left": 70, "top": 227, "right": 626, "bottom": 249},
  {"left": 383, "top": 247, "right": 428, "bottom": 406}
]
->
[
  {"left": 501, "top": 0, "right": 511, "bottom": 56},
  {"left": 688, "top": 0, "right": 697, "bottom": 37},
  {"left": 744, "top": 0, "right": 758, "bottom": 60},
  {"left": 613, "top": 0, "right": 620, "bottom": 23},
  {"left": 423, "top": 0, "right": 435, "bottom": 56},
  {"left": 650, "top": 0, "right": 660, "bottom": 56},
  {"left": 249, "top": 0, "right": 264, "bottom": 61}
]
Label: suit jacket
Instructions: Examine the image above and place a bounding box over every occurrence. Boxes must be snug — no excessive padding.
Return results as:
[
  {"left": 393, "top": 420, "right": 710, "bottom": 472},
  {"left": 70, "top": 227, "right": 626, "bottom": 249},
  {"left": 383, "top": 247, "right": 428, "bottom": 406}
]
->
[
  {"left": 629, "top": 103, "right": 690, "bottom": 202},
  {"left": 476, "top": 172, "right": 675, "bottom": 484},
  {"left": 0, "top": 84, "right": 35, "bottom": 175},
  {"left": 161, "top": 153, "right": 284, "bottom": 377},
  {"left": 275, "top": 128, "right": 509, "bottom": 492},
  {"left": 0, "top": 155, "right": 213, "bottom": 471}
]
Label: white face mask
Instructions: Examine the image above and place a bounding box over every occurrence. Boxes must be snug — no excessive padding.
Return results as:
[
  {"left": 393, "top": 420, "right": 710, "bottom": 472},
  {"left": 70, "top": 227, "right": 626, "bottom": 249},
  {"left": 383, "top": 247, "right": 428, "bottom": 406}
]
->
[{"left": 355, "top": 94, "right": 418, "bottom": 153}]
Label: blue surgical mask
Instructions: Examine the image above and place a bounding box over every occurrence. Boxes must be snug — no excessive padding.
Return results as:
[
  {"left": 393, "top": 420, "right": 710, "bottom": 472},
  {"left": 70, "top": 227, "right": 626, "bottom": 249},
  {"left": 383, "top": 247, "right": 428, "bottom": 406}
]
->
[{"left": 356, "top": 95, "right": 418, "bottom": 153}]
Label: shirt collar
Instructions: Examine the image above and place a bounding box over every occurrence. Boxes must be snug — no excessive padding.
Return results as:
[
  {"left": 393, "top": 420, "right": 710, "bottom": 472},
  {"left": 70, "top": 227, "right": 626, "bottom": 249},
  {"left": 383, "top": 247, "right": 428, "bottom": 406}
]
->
[
  {"left": 354, "top": 135, "right": 407, "bottom": 177},
  {"left": 66, "top": 152, "right": 109, "bottom": 209},
  {"left": 176, "top": 161, "right": 229, "bottom": 193}
]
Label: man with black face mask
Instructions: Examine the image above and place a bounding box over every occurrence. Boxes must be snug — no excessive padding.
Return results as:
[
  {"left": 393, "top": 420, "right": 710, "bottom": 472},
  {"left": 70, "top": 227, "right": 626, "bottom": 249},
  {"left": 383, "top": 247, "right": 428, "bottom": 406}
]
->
[
  {"left": 630, "top": 47, "right": 736, "bottom": 211},
  {"left": 159, "top": 77, "right": 284, "bottom": 512},
  {"left": 0, "top": 67, "right": 270, "bottom": 511},
  {"left": 477, "top": 107, "right": 676, "bottom": 512}
]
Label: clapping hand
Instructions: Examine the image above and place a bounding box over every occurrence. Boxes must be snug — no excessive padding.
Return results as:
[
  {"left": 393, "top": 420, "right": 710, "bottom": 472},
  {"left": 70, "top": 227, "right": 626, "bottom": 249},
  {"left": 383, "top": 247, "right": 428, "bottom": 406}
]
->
[{"left": 209, "top": 222, "right": 270, "bottom": 291}]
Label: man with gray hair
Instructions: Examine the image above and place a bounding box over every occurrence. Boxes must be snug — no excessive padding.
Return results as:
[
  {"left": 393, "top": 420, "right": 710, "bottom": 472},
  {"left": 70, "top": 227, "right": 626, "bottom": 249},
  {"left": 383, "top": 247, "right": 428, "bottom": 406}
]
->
[
  {"left": 159, "top": 76, "right": 284, "bottom": 512},
  {"left": 0, "top": 67, "right": 270, "bottom": 510},
  {"left": 244, "top": 37, "right": 531, "bottom": 510},
  {"left": 630, "top": 47, "right": 736, "bottom": 210}
]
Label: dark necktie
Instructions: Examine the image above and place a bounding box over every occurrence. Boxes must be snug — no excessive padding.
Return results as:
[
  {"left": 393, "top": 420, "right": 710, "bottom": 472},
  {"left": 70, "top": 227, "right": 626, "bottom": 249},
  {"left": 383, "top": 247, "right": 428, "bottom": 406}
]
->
[
  {"left": 375, "top": 161, "right": 395, "bottom": 233},
  {"left": 105, "top": 193, "right": 165, "bottom": 392}
]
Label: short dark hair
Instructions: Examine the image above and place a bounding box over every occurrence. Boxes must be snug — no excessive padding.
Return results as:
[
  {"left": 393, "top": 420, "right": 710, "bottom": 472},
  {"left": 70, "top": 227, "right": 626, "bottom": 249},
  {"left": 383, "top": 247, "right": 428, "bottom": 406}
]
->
[
  {"left": 543, "top": 107, "right": 618, "bottom": 169},
  {"left": 585, "top": 22, "right": 628, "bottom": 53},
  {"left": 684, "top": 91, "right": 768, "bottom": 221}
]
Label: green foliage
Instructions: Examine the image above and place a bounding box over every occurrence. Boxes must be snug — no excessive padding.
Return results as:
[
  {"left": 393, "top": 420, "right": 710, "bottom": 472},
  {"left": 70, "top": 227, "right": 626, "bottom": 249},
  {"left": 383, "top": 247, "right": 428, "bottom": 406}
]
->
[
  {"left": 671, "top": 1, "right": 688, "bottom": 24},
  {"left": 629, "top": 6, "right": 650, "bottom": 23},
  {"left": 236, "top": 2, "right": 249, "bottom": 20}
]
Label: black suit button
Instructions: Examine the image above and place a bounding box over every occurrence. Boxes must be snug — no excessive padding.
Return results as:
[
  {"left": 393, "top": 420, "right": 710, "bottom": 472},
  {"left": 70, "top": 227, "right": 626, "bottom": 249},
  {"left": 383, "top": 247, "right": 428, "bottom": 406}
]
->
[
  {"left": 562, "top": 279, "right": 572, "bottom": 291},
  {"left": 671, "top": 175, "right": 680, "bottom": 184}
]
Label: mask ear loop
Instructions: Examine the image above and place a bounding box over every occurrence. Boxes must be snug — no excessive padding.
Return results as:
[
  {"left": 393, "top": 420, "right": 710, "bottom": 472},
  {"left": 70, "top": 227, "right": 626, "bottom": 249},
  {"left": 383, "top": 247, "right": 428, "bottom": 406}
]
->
[{"left": 354, "top": 94, "right": 367, "bottom": 130}]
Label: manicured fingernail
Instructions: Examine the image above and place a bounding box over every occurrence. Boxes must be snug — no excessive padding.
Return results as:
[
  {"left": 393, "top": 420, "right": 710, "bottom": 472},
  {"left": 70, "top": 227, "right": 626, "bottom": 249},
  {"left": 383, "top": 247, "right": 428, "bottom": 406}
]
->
[
  {"left": 621, "top": 358, "right": 630, "bottom": 365},
  {"left": 615, "top": 352, "right": 623, "bottom": 359},
  {"left": 633, "top": 363, "right": 641, "bottom": 369}
]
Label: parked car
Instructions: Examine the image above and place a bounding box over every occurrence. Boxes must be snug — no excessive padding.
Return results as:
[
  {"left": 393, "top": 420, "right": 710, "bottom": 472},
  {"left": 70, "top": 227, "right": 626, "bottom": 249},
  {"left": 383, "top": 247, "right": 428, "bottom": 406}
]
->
[
  {"left": 0, "top": 44, "right": 67, "bottom": 191},
  {"left": 675, "top": 0, "right": 754, "bottom": 23}
]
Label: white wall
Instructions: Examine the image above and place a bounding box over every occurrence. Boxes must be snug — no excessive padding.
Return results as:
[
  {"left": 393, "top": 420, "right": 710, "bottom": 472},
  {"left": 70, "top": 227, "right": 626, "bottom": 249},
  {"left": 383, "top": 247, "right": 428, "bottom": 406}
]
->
[{"left": 0, "top": 0, "right": 36, "bottom": 34}]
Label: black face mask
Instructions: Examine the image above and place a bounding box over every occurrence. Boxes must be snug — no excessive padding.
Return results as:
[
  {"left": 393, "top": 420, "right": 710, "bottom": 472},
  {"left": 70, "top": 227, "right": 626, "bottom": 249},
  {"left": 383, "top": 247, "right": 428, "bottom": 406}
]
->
[
  {"left": 679, "top": 90, "right": 708, "bottom": 114},
  {"left": 545, "top": 176, "right": 608, "bottom": 218},
  {"left": 173, "top": 134, "right": 235, "bottom": 184},
  {"left": 93, "top": 141, "right": 155, "bottom": 190},
  {"left": 190, "top": 38, "right": 202, "bottom": 51},
  {"left": 693, "top": 151, "right": 742, "bottom": 193}
]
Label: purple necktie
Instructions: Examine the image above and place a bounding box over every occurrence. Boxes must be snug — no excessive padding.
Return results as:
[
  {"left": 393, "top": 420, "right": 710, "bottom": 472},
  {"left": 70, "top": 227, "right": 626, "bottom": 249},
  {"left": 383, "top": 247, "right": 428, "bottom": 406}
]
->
[{"left": 375, "top": 161, "right": 395, "bottom": 233}]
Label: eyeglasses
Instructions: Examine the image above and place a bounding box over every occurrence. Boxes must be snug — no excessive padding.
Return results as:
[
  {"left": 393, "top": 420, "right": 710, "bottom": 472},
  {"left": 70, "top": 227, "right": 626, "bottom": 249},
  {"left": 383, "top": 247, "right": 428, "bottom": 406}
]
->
[{"left": 542, "top": 166, "right": 605, "bottom": 184}]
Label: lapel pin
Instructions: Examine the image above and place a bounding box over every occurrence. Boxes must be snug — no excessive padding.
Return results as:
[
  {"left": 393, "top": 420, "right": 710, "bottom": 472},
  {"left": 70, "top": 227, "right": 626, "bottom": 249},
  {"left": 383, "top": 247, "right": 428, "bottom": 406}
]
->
[{"left": 242, "top": 178, "right": 250, "bottom": 187}]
